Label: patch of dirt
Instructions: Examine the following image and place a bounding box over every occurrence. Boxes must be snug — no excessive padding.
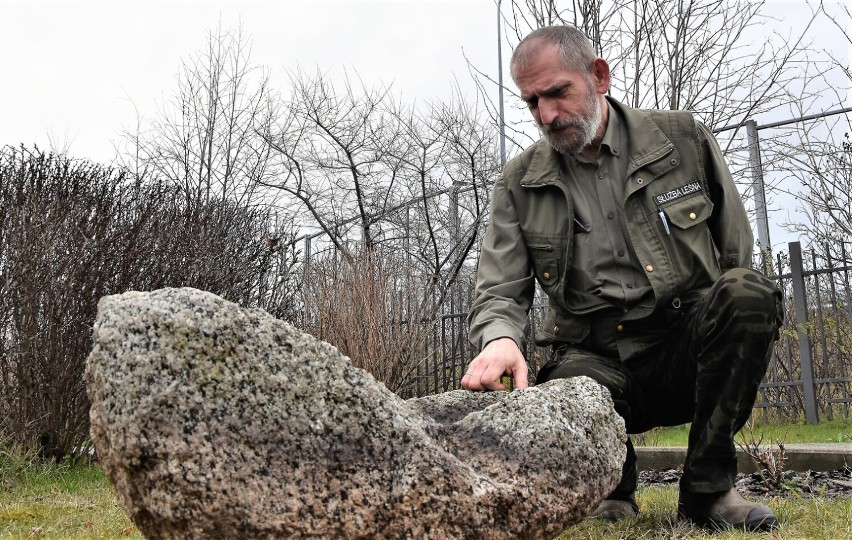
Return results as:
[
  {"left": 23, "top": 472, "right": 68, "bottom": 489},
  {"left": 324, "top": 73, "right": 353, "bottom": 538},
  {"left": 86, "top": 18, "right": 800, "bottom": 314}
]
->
[{"left": 639, "top": 467, "right": 852, "bottom": 498}]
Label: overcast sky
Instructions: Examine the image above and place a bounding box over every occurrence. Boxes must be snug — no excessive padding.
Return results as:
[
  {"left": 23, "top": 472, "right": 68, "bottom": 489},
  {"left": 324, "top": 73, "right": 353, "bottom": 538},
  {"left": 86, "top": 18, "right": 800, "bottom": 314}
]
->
[
  {"left": 1, "top": 0, "right": 849, "bottom": 250},
  {"left": 1, "top": 0, "right": 498, "bottom": 164}
]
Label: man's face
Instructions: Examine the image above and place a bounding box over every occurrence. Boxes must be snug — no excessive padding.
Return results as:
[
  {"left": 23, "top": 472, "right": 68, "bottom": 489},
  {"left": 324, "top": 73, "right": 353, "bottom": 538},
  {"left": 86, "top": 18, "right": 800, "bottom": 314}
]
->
[{"left": 514, "top": 42, "right": 603, "bottom": 154}]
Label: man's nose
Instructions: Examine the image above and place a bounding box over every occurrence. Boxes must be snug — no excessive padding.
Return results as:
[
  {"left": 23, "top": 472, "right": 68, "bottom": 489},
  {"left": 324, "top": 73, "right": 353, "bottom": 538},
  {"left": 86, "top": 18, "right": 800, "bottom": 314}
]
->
[{"left": 539, "top": 99, "right": 559, "bottom": 126}]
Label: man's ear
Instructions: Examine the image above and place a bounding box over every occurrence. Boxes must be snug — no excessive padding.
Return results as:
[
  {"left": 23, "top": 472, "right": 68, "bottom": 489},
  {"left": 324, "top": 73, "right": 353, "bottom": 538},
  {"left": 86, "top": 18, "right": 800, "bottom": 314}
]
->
[{"left": 591, "top": 58, "right": 611, "bottom": 94}]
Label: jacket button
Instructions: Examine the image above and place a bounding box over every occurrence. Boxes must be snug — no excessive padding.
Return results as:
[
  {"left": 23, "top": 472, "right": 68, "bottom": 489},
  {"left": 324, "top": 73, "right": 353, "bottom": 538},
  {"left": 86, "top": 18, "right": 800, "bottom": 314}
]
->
[
  {"left": 645, "top": 264, "right": 654, "bottom": 272},
  {"left": 671, "top": 158, "right": 677, "bottom": 165},
  {"left": 616, "top": 324, "right": 624, "bottom": 332},
  {"left": 553, "top": 326, "right": 559, "bottom": 334},
  {"left": 637, "top": 178, "right": 645, "bottom": 185},
  {"left": 689, "top": 212, "right": 697, "bottom": 220},
  {"left": 543, "top": 271, "right": 551, "bottom": 280}
]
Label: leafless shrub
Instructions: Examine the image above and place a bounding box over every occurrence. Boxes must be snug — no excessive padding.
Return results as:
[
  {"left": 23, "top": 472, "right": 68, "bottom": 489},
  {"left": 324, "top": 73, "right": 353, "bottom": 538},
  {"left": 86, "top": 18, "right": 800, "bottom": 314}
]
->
[
  {"left": 300, "top": 247, "right": 434, "bottom": 397},
  {"left": 0, "top": 145, "right": 299, "bottom": 457},
  {"left": 736, "top": 418, "right": 788, "bottom": 491}
]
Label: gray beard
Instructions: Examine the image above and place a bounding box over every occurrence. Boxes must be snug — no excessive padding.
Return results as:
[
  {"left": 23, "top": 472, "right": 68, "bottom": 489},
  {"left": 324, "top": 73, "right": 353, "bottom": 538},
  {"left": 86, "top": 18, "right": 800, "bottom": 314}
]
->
[{"left": 541, "top": 92, "right": 602, "bottom": 155}]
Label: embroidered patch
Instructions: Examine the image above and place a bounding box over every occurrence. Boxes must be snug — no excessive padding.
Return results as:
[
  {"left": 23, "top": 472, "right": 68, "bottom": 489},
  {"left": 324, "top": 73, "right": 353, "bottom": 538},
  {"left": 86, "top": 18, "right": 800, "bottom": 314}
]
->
[{"left": 653, "top": 181, "right": 702, "bottom": 206}]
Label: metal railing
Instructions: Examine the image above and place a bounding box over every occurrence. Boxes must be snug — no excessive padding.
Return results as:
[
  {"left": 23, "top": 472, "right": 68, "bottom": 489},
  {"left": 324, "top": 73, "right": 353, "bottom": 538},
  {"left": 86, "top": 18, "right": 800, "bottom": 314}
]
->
[{"left": 413, "top": 241, "right": 852, "bottom": 423}]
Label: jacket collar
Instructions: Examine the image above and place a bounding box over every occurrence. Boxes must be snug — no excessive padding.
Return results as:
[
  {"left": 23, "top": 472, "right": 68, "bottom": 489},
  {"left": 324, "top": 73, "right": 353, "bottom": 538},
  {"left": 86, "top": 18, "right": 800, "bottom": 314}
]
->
[
  {"left": 519, "top": 97, "right": 674, "bottom": 186},
  {"left": 609, "top": 98, "right": 676, "bottom": 176}
]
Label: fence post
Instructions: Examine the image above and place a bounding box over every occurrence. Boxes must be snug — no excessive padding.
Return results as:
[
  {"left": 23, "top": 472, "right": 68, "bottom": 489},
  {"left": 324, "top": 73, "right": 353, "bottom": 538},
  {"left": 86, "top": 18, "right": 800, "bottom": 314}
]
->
[
  {"left": 746, "top": 120, "right": 772, "bottom": 273},
  {"left": 789, "top": 241, "right": 819, "bottom": 424},
  {"left": 303, "top": 236, "right": 312, "bottom": 272}
]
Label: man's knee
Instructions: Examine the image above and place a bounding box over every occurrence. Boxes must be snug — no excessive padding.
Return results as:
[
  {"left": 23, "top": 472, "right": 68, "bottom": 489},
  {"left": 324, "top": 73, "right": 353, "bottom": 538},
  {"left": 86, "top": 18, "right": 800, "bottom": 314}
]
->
[{"left": 708, "top": 268, "right": 783, "bottom": 338}]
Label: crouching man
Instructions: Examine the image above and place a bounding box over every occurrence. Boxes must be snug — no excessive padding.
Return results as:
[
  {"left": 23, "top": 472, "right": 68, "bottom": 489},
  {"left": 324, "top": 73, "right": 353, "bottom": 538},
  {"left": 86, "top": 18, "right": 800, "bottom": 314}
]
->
[{"left": 462, "top": 25, "right": 783, "bottom": 532}]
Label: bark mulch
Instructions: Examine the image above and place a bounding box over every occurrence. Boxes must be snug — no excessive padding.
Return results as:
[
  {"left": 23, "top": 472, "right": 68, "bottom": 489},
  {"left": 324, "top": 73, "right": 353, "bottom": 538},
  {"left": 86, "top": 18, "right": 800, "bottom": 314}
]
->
[{"left": 639, "top": 467, "right": 852, "bottom": 498}]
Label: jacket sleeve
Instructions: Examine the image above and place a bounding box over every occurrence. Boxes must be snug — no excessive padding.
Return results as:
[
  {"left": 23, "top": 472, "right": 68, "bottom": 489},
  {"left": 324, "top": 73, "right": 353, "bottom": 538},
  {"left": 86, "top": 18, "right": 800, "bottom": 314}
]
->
[
  {"left": 699, "top": 122, "right": 754, "bottom": 271},
  {"left": 466, "top": 175, "right": 536, "bottom": 352}
]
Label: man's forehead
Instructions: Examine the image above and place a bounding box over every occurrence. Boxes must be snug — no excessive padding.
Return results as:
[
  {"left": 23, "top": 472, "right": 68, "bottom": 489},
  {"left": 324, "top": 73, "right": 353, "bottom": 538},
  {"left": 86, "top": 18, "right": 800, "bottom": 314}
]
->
[
  {"left": 512, "top": 38, "right": 559, "bottom": 72},
  {"left": 520, "top": 37, "right": 554, "bottom": 57},
  {"left": 518, "top": 77, "right": 576, "bottom": 100}
]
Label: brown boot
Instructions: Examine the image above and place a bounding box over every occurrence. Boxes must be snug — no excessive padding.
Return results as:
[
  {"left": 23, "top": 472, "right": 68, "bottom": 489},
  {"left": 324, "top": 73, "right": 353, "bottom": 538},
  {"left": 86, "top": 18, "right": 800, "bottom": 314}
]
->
[
  {"left": 589, "top": 496, "right": 638, "bottom": 522},
  {"left": 678, "top": 487, "right": 778, "bottom": 531}
]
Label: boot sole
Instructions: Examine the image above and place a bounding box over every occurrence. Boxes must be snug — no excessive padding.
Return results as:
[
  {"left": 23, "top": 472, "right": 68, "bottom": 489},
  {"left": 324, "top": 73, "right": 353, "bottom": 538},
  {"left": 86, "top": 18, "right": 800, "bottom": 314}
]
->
[{"left": 677, "top": 504, "right": 779, "bottom": 532}]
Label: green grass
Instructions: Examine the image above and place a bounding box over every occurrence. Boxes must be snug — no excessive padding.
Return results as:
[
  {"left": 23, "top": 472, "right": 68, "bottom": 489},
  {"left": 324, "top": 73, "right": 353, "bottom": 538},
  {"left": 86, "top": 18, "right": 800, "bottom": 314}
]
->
[
  {"left": 634, "top": 418, "right": 852, "bottom": 447},
  {"left": 1, "top": 451, "right": 141, "bottom": 539},
  {"left": 558, "top": 485, "right": 852, "bottom": 539},
  {"left": 3, "top": 422, "right": 851, "bottom": 539},
  {"left": 3, "top": 460, "right": 850, "bottom": 540}
]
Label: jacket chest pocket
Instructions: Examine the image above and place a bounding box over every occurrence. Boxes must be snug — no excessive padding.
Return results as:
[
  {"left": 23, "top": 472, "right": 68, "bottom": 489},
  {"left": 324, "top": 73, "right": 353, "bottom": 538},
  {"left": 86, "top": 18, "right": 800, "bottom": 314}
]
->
[
  {"left": 653, "top": 191, "right": 720, "bottom": 278},
  {"left": 662, "top": 193, "right": 713, "bottom": 229},
  {"left": 526, "top": 235, "right": 563, "bottom": 288}
]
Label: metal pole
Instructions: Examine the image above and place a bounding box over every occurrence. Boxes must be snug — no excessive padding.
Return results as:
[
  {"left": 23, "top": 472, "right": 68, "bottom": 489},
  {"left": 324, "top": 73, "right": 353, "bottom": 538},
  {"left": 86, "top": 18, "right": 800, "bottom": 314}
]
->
[
  {"left": 497, "top": 0, "right": 507, "bottom": 167},
  {"left": 789, "top": 241, "right": 819, "bottom": 424},
  {"left": 712, "top": 106, "right": 852, "bottom": 134},
  {"left": 746, "top": 119, "right": 772, "bottom": 269},
  {"left": 303, "top": 236, "right": 311, "bottom": 280}
]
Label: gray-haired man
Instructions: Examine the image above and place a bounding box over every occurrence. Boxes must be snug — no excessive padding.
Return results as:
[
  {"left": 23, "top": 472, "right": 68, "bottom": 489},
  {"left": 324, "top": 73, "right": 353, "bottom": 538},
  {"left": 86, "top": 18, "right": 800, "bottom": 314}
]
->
[{"left": 463, "top": 25, "right": 782, "bottom": 532}]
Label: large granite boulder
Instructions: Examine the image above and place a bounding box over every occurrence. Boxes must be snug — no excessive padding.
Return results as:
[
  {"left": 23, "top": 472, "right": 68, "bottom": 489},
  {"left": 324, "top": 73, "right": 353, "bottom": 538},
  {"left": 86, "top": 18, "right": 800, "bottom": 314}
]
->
[{"left": 85, "top": 288, "right": 626, "bottom": 539}]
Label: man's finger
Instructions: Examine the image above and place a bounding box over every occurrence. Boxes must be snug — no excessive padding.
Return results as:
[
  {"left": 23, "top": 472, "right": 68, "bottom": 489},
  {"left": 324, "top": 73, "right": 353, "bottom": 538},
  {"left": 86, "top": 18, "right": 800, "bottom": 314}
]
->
[
  {"left": 513, "top": 365, "right": 529, "bottom": 389},
  {"left": 461, "top": 369, "right": 481, "bottom": 391},
  {"left": 480, "top": 364, "right": 507, "bottom": 391}
]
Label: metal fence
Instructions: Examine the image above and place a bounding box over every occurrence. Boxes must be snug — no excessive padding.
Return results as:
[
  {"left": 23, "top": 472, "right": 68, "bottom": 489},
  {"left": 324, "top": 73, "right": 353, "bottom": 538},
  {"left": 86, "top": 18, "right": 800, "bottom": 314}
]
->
[{"left": 414, "top": 241, "right": 852, "bottom": 423}]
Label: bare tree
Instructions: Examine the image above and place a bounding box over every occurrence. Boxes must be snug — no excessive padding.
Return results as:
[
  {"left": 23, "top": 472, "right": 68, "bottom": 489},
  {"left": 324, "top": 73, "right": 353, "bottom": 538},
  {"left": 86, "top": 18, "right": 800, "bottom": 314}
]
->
[
  {"left": 470, "top": 0, "right": 820, "bottom": 155},
  {"left": 388, "top": 90, "right": 501, "bottom": 295},
  {"left": 120, "top": 23, "right": 279, "bottom": 209},
  {"left": 262, "top": 70, "right": 499, "bottom": 291},
  {"left": 115, "top": 23, "right": 302, "bottom": 319},
  {"left": 781, "top": 129, "right": 852, "bottom": 245},
  {"left": 262, "top": 69, "right": 409, "bottom": 258},
  {"left": 762, "top": 2, "right": 852, "bottom": 251}
]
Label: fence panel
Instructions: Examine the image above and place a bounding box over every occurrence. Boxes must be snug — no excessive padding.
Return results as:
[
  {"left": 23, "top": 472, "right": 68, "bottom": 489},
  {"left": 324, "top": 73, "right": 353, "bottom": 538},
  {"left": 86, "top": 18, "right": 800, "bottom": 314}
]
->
[{"left": 418, "top": 241, "right": 852, "bottom": 423}]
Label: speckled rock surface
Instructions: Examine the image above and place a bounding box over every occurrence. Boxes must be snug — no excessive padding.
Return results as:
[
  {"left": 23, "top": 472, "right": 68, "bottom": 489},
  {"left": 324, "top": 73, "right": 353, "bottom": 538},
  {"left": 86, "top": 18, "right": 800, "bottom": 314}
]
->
[{"left": 85, "top": 288, "right": 626, "bottom": 540}]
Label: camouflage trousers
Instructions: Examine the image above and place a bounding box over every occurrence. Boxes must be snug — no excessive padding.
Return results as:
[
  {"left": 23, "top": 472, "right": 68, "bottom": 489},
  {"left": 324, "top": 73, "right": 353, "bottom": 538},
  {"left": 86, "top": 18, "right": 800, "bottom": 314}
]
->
[{"left": 537, "top": 268, "right": 783, "bottom": 496}]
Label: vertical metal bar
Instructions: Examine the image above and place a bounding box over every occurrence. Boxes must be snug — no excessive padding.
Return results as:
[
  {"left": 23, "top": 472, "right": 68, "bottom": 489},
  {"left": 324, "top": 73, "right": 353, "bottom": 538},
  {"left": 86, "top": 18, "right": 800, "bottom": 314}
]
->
[
  {"left": 781, "top": 251, "right": 801, "bottom": 420},
  {"left": 825, "top": 244, "right": 849, "bottom": 418},
  {"left": 811, "top": 248, "right": 831, "bottom": 420},
  {"left": 497, "top": 0, "right": 506, "bottom": 167},
  {"left": 842, "top": 242, "right": 852, "bottom": 419},
  {"left": 303, "top": 236, "right": 312, "bottom": 279},
  {"left": 772, "top": 252, "right": 785, "bottom": 419},
  {"left": 464, "top": 280, "right": 474, "bottom": 368},
  {"left": 433, "top": 289, "right": 439, "bottom": 395},
  {"left": 746, "top": 120, "right": 771, "bottom": 268},
  {"left": 443, "top": 314, "right": 449, "bottom": 393},
  {"left": 450, "top": 279, "right": 458, "bottom": 390},
  {"left": 843, "top": 242, "right": 852, "bottom": 331},
  {"left": 790, "top": 241, "right": 819, "bottom": 424},
  {"left": 417, "top": 337, "right": 423, "bottom": 397}
]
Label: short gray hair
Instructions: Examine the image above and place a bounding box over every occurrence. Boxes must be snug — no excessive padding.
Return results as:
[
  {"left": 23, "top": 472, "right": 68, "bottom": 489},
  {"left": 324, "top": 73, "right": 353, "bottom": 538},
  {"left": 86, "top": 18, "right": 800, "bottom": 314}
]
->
[{"left": 510, "top": 25, "right": 597, "bottom": 80}]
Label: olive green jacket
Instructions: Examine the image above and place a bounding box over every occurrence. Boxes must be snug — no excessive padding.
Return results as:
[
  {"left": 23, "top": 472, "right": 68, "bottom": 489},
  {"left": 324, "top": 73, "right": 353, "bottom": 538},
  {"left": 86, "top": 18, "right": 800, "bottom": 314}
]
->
[{"left": 467, "top": 98, "right": 753, "bottom": 352}]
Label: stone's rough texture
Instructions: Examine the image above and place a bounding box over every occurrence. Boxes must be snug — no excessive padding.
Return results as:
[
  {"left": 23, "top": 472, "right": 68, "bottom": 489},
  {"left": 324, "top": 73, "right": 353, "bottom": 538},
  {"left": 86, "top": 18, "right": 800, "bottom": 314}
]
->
[{"left": 86, "top": 288, "right": 626, "bottom": 540}]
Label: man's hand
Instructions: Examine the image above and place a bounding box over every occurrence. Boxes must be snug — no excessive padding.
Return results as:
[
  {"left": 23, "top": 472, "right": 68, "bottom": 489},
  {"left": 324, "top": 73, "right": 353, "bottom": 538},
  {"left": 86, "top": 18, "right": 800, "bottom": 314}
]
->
[{"left": 461, "top": 337, "right": 529, "bottom": 391}]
